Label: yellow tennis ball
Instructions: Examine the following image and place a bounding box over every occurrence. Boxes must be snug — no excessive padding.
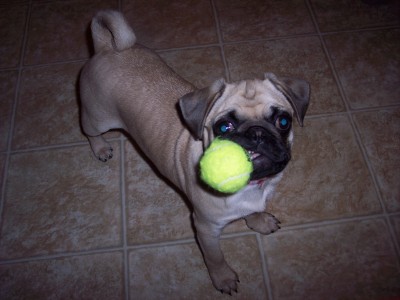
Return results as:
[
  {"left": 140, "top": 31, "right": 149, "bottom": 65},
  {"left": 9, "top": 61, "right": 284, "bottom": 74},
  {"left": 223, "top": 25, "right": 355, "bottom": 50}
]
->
[{"left": 199, "top": 138, "right": 253, "bottom": 193}]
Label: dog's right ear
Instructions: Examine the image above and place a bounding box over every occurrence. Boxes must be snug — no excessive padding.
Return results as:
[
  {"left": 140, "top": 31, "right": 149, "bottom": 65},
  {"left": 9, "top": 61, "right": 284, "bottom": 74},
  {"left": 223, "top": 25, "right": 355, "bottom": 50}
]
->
[{"left": 178, "top": 79, "right": 225, "bottom": 140}]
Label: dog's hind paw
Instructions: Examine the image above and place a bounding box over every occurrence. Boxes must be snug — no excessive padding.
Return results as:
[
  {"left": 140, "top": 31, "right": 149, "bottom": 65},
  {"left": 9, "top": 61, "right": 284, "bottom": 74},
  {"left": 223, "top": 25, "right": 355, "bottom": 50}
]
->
[
  {"left": 87, "top": 135, "right": 113, "bottom": 162},
  {"left": 97, "top": 146, "right": 113, "bottom": 162}
]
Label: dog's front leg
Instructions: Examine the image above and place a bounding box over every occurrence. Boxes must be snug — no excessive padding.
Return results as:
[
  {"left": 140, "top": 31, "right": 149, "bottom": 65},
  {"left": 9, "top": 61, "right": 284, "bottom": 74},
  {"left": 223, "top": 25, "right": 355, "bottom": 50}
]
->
[{"left": 193, "top": 214, "right": 239, "bottom": 294}]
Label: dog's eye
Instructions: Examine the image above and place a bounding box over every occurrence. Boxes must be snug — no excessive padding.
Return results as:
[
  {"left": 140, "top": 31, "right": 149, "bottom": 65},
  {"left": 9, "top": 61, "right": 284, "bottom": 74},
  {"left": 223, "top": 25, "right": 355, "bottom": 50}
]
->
[
  {"left": 275, "top": 116, "right": 291, "bottom": 131},
  {"left": 218, "top": 121, "right": 235, "bottom": 134}
]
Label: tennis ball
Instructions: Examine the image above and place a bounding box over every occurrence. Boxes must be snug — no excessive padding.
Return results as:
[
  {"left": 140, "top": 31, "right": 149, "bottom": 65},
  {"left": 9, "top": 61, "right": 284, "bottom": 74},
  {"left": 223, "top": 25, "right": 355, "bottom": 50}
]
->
[{"left": 199, "top": 138, "right": 253, "bottom": 194}]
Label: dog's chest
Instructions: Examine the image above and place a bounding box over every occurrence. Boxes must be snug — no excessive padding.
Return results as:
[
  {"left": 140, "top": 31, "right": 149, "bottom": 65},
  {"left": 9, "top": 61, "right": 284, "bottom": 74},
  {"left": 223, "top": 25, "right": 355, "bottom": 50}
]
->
[
  {"left": 223, "top": 184, "right": 272, "bottom": 221},
  {"left": 221, "top": 173, "right": 284, "bottom": 223}
]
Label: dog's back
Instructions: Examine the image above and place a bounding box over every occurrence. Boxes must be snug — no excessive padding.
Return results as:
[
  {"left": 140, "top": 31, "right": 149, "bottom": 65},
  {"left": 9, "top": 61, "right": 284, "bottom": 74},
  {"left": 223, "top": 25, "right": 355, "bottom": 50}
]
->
[{"left": 80, "top": 10, "right": 195, "bottom": 183}]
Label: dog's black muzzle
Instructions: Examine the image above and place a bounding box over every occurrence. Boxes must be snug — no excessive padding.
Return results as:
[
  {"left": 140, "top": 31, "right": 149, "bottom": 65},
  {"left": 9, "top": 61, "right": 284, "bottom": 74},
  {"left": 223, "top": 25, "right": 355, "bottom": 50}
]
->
[{"left": 229, "top": 125, "right": 291, "bottom": 180}]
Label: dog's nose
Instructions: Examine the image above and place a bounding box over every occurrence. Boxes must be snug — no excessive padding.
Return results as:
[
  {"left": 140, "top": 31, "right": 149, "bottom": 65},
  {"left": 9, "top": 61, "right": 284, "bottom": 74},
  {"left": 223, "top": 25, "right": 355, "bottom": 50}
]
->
[{"left": 246, "top": 126, "right": 268, "bottom": 144}]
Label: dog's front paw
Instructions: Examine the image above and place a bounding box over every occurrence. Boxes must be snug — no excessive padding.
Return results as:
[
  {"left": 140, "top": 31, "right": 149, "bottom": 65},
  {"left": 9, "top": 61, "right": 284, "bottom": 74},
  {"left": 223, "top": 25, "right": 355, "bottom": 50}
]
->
[
  {"left": 209, "top": 263, "right": 239, "bottom": 295},
  {"left": 245, "top": 212, "right": 281, "bottom": 235}
]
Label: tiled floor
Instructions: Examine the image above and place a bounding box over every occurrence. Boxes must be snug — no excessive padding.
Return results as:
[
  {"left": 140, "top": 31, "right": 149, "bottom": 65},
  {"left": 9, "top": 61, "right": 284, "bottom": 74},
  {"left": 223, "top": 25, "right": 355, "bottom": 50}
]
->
[{"left": 0, "top": 0, "right": 399, "bottom": 299}]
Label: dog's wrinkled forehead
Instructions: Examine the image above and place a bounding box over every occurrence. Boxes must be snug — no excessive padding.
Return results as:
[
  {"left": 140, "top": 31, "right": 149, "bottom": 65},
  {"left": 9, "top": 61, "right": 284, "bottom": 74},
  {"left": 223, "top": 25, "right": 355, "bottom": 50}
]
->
[
  {"left": 178, "top": 74, "right": 309, "bottom": 141},
  {"left": 215, "top": 79, "right": 293, "bottom": 121}
]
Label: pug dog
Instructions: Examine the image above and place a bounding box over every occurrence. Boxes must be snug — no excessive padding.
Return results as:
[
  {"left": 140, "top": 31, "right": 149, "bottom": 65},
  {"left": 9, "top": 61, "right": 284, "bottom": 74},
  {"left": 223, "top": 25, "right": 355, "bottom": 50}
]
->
[{"left": 80, "top": 10, "right": 310, "bottom": 294}]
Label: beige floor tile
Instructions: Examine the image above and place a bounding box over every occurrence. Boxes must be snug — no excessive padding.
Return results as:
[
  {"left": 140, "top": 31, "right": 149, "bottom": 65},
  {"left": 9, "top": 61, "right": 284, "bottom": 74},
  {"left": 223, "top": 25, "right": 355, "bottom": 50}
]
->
[
  {"left": 353, "top": 108, "right": 400, "bottom": 212},
  {"left": 267, "top": 115, "right": 381, "bottom": 225},
  {"left": 0, "top": 5, "right": 27, "bottom": 68},
  {"left": 215, "top": 0, "right": 315, "bottom": 42},
  {"left": 310, "top": 0, "right": 400, "bottom": 32},
  {"left": 0, "top": 143, "right": 121, "bottom": 259},
  {"left": 24, "top": 0, "right": 118, "bottom": 65},
  {"left": 123, "top": 0, "right": 218, "bottom": 50},
  {"left": 129, "top": 235, "right": 267, "bottom": 299},
  {"left": 0, "top": 252, "right": 124, "bottom": 300},
  {"left": 325, "top": 29, "right": 400, "bottom": 109},
  {"left": 0, "top": 71, "right": 18, "bottom": 152},
  {"left": 263, "top": 219, "right": 400, "bottom": 300},
  {"left": 224, "top": 37, "right": 345, "bottom": 115},
  {"left": 159, "top": 47, "right": 226, "bottom": 88},
  {"left": 125, "top": 141, "right": 194, "bottom": 244},
  {"left": 12, "top": 62, "right": 85, "bottom": 149}
]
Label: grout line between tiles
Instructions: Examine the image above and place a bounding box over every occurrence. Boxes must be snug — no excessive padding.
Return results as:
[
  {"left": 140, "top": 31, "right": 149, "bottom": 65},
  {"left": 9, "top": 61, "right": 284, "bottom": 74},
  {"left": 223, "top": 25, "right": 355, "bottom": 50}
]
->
[
  {"left": 0, "top": 246, "right": 126, "bottom": 266},
  {"left": 256, "top": 233, "right": 274, "bottom": 300},
  {"left": 153, "top": 32, "right": 320, "bottom": 53},
  {"left": 0, "top": 0, "right": 32, "bottom": 228},
  {"left": 127, "top": 237, "right": 197, "bottom": 251},
  {"left": 219, "top": 230, "right": 255, "bottom": 240},
  {"left": 119, "top": 137, "right": 130, "bottom": 300},
  {"left": 0, "top": 237, "right": 199, "bottom": 266},
  {"left": 21, "top": 57, "right": 89, "bottom": 69},
  {"left": 222, "top": 213, "right": 400, "bottom": 239},
  {"left": 319, "top": 24, "right": 400, "bottom": 36},
  {"left": 349, "top": 103, "right": 400, "bottom": 112},
  {"left": 383, "top": 217, "right": 400, "bottom": 271},
  {"left": 306, "top": 103, "right": 400, "bottom": 118},
  {"left": 0, "top": 67, "right": 19, "bottom": 72},
  {"left": 276, "top": 213, "right": 390, "bottom": 234},
  {"left": 10, "top": 141, "right": 90, "bottom": 154},
  {"left": 210, "top": 0, "right": 231, "bottom": 81},
  {"left": 9, "top": 136, "right": 121, "bottom": 155},
  {"left": 155, "top": 43, "right": 221, "bottom": 54}
]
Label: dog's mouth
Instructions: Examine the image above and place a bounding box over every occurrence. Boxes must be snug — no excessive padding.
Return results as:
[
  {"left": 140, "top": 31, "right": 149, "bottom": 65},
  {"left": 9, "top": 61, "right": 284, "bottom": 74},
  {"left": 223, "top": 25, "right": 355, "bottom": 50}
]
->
[
  {"left": 246, "top": 149, "right": 290, "bottom": 181},
  {"left": 247, "top": 150, "right": 268, "bottom": 167},
  {"left": 247, "top": 150, "right": 268, "bottom": 182},
  {"left": 247, "top": 150, "right": 261, "bottom": 161}
]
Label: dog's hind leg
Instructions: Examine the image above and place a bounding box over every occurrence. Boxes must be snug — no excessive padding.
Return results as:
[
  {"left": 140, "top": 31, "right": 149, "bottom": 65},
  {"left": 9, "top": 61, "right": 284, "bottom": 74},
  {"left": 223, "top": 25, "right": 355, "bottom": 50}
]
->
[
  {"left": 87, "top": 135, "right": 113, "bottom": 162},
  {"left": 80, "top": 108, "right": 114, "bottom": 162}
]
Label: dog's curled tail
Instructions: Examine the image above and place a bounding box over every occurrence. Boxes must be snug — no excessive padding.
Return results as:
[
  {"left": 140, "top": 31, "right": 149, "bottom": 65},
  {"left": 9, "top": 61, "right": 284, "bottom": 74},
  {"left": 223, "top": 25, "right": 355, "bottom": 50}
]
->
[{"left": 91, "top": 10, "right": 136, "bottom": 53}]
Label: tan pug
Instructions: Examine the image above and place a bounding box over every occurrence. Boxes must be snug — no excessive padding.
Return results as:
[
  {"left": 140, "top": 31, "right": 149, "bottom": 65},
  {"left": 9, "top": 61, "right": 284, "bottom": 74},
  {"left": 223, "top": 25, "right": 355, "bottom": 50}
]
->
[{"left": 80, "top": 10, "right": 310, "bottom": 294}]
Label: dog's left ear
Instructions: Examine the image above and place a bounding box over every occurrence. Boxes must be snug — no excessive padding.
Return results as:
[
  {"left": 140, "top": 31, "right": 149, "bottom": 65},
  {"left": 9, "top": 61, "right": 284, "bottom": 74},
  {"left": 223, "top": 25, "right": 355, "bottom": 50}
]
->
[
  {"left": 264, "top": 73, "right": 310, "bottom": 127},
  {"left": 178, "top": 79, "right": 225, "bottom": 140}
]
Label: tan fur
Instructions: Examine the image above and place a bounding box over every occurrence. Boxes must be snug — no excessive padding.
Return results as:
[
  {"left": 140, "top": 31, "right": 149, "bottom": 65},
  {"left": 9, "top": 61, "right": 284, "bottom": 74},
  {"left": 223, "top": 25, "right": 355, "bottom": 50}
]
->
[{"left": 80, "top": 10, "right": 309, "bottom": 294}]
